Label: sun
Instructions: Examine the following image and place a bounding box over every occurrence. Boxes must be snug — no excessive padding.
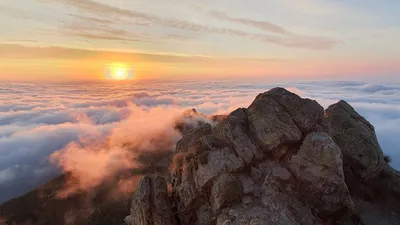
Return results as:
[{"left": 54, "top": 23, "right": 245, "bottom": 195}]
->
[
  {"left": 114, "top": 68, "right": 128, "bottom": 80},
  {"left": 105, "top": 63, "right": 134, "bottom": 80}
]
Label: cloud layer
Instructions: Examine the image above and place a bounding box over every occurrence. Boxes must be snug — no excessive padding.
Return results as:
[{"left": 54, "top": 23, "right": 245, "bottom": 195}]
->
[{"left": 0, "top": 79, "right": 399, "bottom": 202}]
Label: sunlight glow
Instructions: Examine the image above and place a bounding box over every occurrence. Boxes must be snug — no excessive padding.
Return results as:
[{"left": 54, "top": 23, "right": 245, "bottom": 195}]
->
[{"left": 105, "top": 63, "right": 134, "bottom": 80}]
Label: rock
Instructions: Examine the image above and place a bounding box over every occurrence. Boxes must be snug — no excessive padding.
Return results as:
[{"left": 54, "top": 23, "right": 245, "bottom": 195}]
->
[
  {"left": 175, "top": 123, "right": 212, "bottom": 153},
  {"left": 266, "top": 87, "right": 324, "bottom": 132},
  {"left": 196, "top": 202, "right": 215, "bottom": 225},
  {"left": 288, "top": 132, "right": 354, "bottom": 217},
  {"left": 210, "top": 174, "right": 243, "bottom": 213},
  {"left": 260, "top": 166, "right": 323, "bottom": 225},
  {"left": 174, "top": 159, "right": 199, "bottom": 209},
  {"left": 326, "top": 100, "right": 385, "bottom": 181},
  {"left": 378, "top": 165, "right": 400, "bottom": 199},
  {"left": 125, "top": 175, "right": 176, "bottom": 225},
  {"left": 237, "top": 174, "right": 256, "bottom": 195},
  {"left": 242, "top": 195, "right": 253, "bottom": 205},
  {"left": 174, "top": 109, "right": 216, "bottom": 135},
  {"left": 213, "top": 108, "right": 262, "bottom": 164},
  {"left": 350, "top": 198, "right": 400, "bottom": 225},
  {"left": 172, "top": 144, "right": 244, "bottom": 215},
  {"left": 195, "top": 147, "right": 245, "bottom": 190},
  {"left": 247, "top": 90, "right": 302, "bottom": 153},
  {"left": 125, "top": 88, "right": 400, "bottom": 225}
]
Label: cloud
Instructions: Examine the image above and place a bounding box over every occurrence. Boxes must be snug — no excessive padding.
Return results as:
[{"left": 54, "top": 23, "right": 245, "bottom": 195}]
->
[
  {"left": 359, "top": 84, "right": 400, "bottom": 93},
  {"left": 191, "top": 5, "right": 288, "bottom": 35},
  {"left": 41, "top": 0, "right": 339, "bottom": 50},
  {"left": 0, "top": 44, "right": 285, "bottom": 65},
  {"left": 49, "top": 143, "right": 136, "bottom": 198},
  {"left": 0, "top": 79, "right": 399, "bottom": 203},
  {"left": 57, "top": 17, "right": 152, "bottom": 42}
]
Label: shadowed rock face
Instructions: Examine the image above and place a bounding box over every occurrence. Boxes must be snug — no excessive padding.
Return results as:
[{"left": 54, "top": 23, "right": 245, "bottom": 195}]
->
[
  {"left": 125, "top": 175, "right": 176, "bottom": 225},
  {"left": 126, "top": 88, "right": 400, "bottom": 225}
]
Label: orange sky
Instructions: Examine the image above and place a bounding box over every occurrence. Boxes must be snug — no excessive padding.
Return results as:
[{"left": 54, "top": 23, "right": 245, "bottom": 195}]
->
[
  {"left": 0, "top": 0, "right": 399, "bottom": 81},
  {"left": 1, "top": 43, "right": 398, "bottom": 81}
]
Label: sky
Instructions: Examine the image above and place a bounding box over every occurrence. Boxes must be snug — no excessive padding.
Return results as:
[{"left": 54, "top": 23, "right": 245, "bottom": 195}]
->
[
  {"left": 1, "top": 79, "right": 400, "bottom": 202},
  {"left": 1, "top": 0, "right": 399, "bottom": 81}
]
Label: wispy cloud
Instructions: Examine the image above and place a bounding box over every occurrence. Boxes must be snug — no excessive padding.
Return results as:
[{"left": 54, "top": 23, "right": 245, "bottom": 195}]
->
[
  {"left": 59, "top": 20, "right": 150, "bottom": 42},
  {"left": 41, "top": 0, "right": 339, "bottom": 50},
  {"left": 191, "top": 5, "right": 342, "bottom": 50},
  {"left": 4, "top": 39, "right": 39, "bottom": 43},
  {"left": 0, "top": 43, "right": 287, "bottom": 64},
  {"left": 191, "top": 5, "right": 289, "bottom": 35}
]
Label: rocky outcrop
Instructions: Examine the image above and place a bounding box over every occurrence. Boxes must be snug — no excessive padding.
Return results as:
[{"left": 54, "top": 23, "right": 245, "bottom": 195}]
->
[
  {"left": 125, "top": 87, "right": 400, "bottom": 225},
  {"left": 325, "top": 100, "right": 385, "bottom": 182},
  {"left": 175, "top": 123, "right": 212, "bottom": 153},
  {"left": 288, "top": 132, "right": 354, "bottom": 217},
  {"left": 125, "top": 175, "right": 176, "bottom": 225},
  {"left": 174, "top": 109, "right": 226, "bottom": 135},
  {"left": 212, "top": 108, "right": 262, "bottom": 164}
]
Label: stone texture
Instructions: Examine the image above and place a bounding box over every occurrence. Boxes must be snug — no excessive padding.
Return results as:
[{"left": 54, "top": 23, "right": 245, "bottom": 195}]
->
[
  {"left": 125, "top": 87, "right": 400, "bottom": 225},
  {"left": 175, "top": 123, "right": 212, "bottom": 153},
  {"left": 326, "top": 100, "right": 385, "bottom": 181},
  {"left": 266, "top": 87, "right": 324, "bottom": 132},
  {"left": 213, "top": 108, "right": 262, "bottom": 164},
  {"left": 125, "top": 175, "right": 176, "bottom": 225},
  {"left": 195, "top": 147, "right": 245, "bottom": 190},
  {"left": 289, "top": 132, "right": 354, "bottom": 217},
  {"left": 210, "top": 174, "right": 243, "bottom": 213},
  {"left": 247, "top": 91, "right": 302, "bottom": 153}
]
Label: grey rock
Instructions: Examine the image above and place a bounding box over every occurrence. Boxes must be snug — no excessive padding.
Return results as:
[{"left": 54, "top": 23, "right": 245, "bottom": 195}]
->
[
  {"left": 196, "top": 202, "right": 215, "bottom": 225},
  {"left": 213, "top": 108, "right": 262, "bottom": 164},
  {"left": 125, "top": 88, "right": 400, "bottom": 225},
  {"left": 195, "top": 147, "right": 245, "bottom": 190},
  {"left": 261, "top": 166, "right": 323, "bottom": 225},
  {"left": 237, "top": 174, "right": 256, "bottom": 195},
  {"left": 247, "top": 90, "right": 302, "bottom": 154},
  {"left": 352, "top": 198, "right": 400, "bottom": 225},
  {"left": 326, "top": 100, "right": 385, "bottom": 181},
  {"left": 210, "top": 174, "right": 243, "bottom": 213},
  {"left": 289, "top": 132, "right": 354, "bottom": 217},
  {"left": 379, "top": 165, "right": 400, "bottom": 198},
  {"left": 266, "top": 87, "right": 324, "bottom": 132},
  {"left": 174, "top": 159, "right": 199, "bottom": 209},
  {"left": 175, "top": 123, "right": 212, "bottom": 153},
  {"left": 242, "top": 195, "right": 253, "bottom": 205},
  {"left": 125, "top": 175, "right": 176, "bottom": 225}
]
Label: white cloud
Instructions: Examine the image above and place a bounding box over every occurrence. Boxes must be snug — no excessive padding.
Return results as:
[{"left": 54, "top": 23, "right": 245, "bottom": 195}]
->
[{"left": 0, "top": 79, "right": 399, "bottom": 202}]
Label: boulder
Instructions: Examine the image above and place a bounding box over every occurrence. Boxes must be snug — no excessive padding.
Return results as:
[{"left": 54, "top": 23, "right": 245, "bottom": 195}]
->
[
  {"left": 288, "top": 132, "right": 354, "bottom": 217},
  {"left": 326, "top": 100, "right": 385, "bottom": 181},
  {"left": 210, "top": 174, "right": 243, "bottom": 213},
  {"left": 195, "top": 147, "right": 245, "bottom": 191},
  {"left": 247, "top": 91, "right": 302, "bottom": 153},
  {"left": 125, "top": 175, "right": 176, "bottom": 225},
  {"left": 266, "top": 87, "right": 324, "bottom": 132},
  {"left": 213, "top": 108, "right": 262, "bottom": 164}
]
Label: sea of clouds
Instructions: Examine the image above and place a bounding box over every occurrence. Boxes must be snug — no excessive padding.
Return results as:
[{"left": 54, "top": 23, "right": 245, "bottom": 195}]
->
[{"left": 0, "top": 79, "right": 399, "bottom": 202}]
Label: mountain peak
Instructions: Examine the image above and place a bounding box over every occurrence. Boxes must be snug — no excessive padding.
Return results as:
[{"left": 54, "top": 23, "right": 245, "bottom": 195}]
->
[{"left": 126, "top": 87, "right": 400, "bottom": 225}]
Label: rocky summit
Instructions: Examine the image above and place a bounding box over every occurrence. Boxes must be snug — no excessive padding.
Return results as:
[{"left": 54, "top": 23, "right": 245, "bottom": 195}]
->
[{"left": 125, "top": 87, "right": 400, "bottom": 225}]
